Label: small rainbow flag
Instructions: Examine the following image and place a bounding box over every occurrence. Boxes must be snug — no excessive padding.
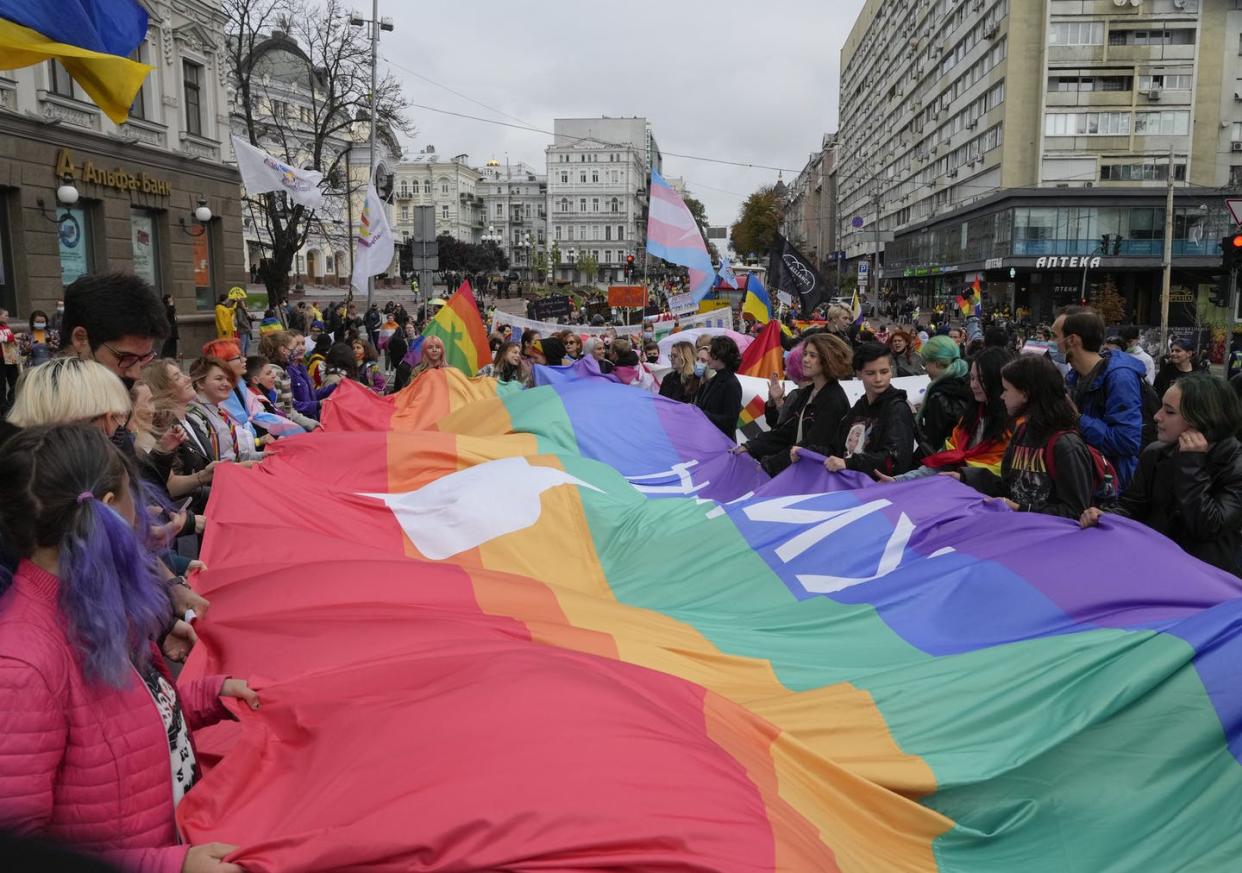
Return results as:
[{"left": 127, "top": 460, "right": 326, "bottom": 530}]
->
[{"left": 423, "top": 281, "right": 491, "bottom": 376}]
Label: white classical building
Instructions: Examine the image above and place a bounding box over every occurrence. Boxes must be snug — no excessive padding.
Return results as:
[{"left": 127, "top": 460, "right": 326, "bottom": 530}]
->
[
  {"left": 476, "top": 159, "right": 546, "bottom": 280},
  {"left": 228, "top": 28, "right": 399, "bottom": 287},
  {"left": 392, "top": 148, "right": 483, "bottom": 245},
  {"left": 545, "top": 117, "right": 661, "bottom": 284}
]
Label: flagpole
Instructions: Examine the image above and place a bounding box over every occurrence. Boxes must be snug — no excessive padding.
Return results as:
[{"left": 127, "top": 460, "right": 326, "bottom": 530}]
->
[{"left": 366, "top": 0, "right": 380, "bottom": 311}]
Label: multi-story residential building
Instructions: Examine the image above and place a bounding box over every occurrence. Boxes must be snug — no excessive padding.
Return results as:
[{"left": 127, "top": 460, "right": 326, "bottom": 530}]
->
[
  {"left": 838, "top": 0, "right": 1241, "bottom": 324},
  {"left": 477, "top": 159, "right": 547, "bottom": 280},
  {"left": 230, "top": 28, "right": 401, "bottom": 288},
  {"left": 546, "top": 116, "right": 661, "bottom": 284},
  {"left": 0, "top": 0, "right": 244, "bottom": 349},
  {"left": 392, "top": 148, "right": 483, "bottom": 245}
]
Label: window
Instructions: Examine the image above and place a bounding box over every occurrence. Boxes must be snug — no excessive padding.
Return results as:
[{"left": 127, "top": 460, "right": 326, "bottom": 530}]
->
[
  {"left": 610, "top": 197, "right": 619, "bottom": 213},
  {"left": 1233, "top": 122, "right": 1242, "bottom": 142},
  {"left": 592, "top": 171, "right": 599, "bottom": 183},
  {"left": 1110, "top": 28, "right": 1196, "bottom": 46},
  {"left": 1044, "top": 111, "right": 1131, "bottom": 136},
  {"left": 130, "top": 210, "right": 160, "bottom": 288},
  {"left": 0, "top": 192, "right": 14, "bottom": 315},
  {"left": 567, "top": 226, "right": 574, "bottom": 241},
  {"left": 183, "top": 61, "right": 203, "bottom": 136},
  {"left": 604, "top": 250, "right": 612, "bottom": 263},
  {"left": 1048, "top": 21, "right": 1104, "bottom": 46},
  {"left": 192, "top": 221, "right": 214, "bottom": 310},
  {"left": 559, "top": 197, "right": 569, "bottom": 212},
  {"left": 592, "top": 198, "right": 599, "bottom": 212},
  {"left": 579, "top": 198, "right": 587, "bottom": 212},
  {"left": 1138, "top": 74, "right": 1192, "bottom": 91},
  {"left": 560, "top": 172, "right": 568, "bottom": 183},
  {"left": 128, "top": 47, "right": 146, "bottom": 118},
  {"left": 1101, "top": 162, "right": 1186, "bottom": 182},
  {"left": 555, "top": 225, "right": 562, "bottom": 240},
  {"left": 47, "top": 60, "right": 77, "bottom": 98},
  {"left": 441, "top": 205, "right": 448, "bottom": 218},
  {"left": 401, "top": 206, "right": 409, "bottom": 220},
  {"left": 617, "top": 225, "right": 624, "bottom": 241},
  {"left": 1135, "top": 111, "right": 1190, "bottom": 135},
  {"left": 605, "top": 225, "right": 612, "bottom": 241},
  {"left": 1230, "top": 167, "right": 1242, "bottom": 188},
  {"left": 441, "top": 183, "right": 448, "bottom": 194},
  {"left": 423, "top": 182, "right": 431, "bottom": 194},
  {"left": 495, "top": 204, "right": 503, "bottom": 216},
  {"left": 580, "top": 172, "right": 587, "bottom": 183}
]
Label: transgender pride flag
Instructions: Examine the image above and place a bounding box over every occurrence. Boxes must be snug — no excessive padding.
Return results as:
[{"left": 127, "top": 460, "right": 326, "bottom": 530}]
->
[{"left": 646, "top": 169, "right": 716, "bottom": 300}]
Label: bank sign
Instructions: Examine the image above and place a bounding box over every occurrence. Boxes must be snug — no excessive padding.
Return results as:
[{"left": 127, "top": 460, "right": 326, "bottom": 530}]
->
[
  {"left": 1035, "top": 256, "right": 1102, "bottom": 269},
  {"left": 56, "top": 148, "right": 173, "bottom": 197}
]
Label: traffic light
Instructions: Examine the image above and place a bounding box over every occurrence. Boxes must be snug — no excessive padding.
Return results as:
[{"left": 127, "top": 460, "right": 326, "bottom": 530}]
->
[
  {"left": 625, "top": 253, "right": 635, "bottom": 278},
  {"left": 1222, "top": 235, "right": 1242, "bottom": 272}
]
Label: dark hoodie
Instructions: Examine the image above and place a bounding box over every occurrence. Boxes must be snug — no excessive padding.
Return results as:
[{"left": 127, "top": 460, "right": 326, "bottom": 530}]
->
[
  {"left": 961, "top": 422, "right": 1094, "bottom": 519},
  {"left": 835, "top": 385, "right": 916, "bottom": 476},
  {"left": 916, "top": 374, "right": 973, "bottom": 457}
]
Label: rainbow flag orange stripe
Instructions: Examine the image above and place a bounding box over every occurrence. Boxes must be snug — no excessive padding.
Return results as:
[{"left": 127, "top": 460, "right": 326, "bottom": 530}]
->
[
  {"left": 424, "top": 281, "right": 491, "bottom": 375},
  {"left": 177, "top": 373, "right": 1242, "bottom": 872}
]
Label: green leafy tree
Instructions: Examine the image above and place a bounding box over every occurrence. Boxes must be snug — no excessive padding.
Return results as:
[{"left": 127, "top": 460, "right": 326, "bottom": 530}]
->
[
  {"left": 1090, "top": 274, "right": 1127, "bottom": 325},
  {"left": 531, "top": 250, "right": 548, "bottom": 279},
  {"left": 729, "top": 187, "right": 782, "bottom": 262},
  {"left": 576, "top": 252, "right": 599, "bottom": 285}
]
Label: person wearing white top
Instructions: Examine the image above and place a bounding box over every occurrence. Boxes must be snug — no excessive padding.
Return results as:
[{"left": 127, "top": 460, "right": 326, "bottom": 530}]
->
[{"left": 1120, "top": 325, "right": 1156, "bottom": 385}]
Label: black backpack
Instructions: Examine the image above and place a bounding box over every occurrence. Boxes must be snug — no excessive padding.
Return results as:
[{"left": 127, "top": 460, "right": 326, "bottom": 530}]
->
[{"left": 1136, "top": 375, "right": 1161, "bottom": 448}]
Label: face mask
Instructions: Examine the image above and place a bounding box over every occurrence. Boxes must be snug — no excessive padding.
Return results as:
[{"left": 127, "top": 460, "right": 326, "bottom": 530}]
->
[
  {"left": 646, "top": 352, "right": 660, "bottom": 363},
  {"left": 642, "top": 331, "right": 653, "bottom": 340},
  {"left": 693, "top": 361, "right": 706, "bottom": 378},
  {"left": 33, "top": 321, "right": 46, "bottom": 329},
  {"left": 56, "top": 304, "right": 64, "bottom": 312}
]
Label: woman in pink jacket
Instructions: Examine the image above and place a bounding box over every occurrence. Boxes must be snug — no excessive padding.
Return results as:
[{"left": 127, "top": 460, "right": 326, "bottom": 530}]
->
[{"left": 0, "top": 424, "right": 257, "bottom": 873}]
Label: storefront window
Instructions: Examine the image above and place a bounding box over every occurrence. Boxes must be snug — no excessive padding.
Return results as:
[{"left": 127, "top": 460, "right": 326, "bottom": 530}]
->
[
  {"left": 193, "top": 226, "right": 214, "bottom": 310},
  {"left": 0, "top": 192, "right": 13, "bottom": 314},
  {"left": 130, "top": 210, "right": 160, "bottom": 288},
  {"left": 58, "top": 206, "right": 93, "bottom": 286}
]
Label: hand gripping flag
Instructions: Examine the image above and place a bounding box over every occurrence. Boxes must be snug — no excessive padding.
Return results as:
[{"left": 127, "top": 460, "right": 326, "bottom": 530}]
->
[
  {"left": 767, "top": 232, "right": 827, "bottom": 316},
  {"left": 741, "top": 271, "right": 773, "bottom": 325},
  {"left": 351, "top": 182, "right": 394, "bottom": 294},
  {"left": 717, "top": 258, "right": 739, "bottom": 290},
  {"left": 231, "top": 136, "right": 325, "bottom": 211},
  {"left": 0, "top": 0, "right": 150, "bottom": 123},
  {"left": 422, "top": 281, "right": 491, "bottom": 376},
  {"left": 646, "top": 170, "right": 715, "bottom": 300}
]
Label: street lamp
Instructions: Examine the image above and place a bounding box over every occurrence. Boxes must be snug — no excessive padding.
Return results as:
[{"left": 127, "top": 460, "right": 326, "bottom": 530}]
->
[
  {"left": 349, "top": 3, "right": 394, "bottom": 309},
  {"left": 177, "top": 196, "right": 213, "bottom": 237},
  {"left": 36, "top": 171, "right": 80, "bottom": 224}
]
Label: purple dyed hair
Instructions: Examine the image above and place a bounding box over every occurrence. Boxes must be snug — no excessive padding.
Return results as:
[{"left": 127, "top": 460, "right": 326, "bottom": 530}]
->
[
  {"left": 785, "top": 343, "right": 806, "bottom": 383},
  {"left": 0, "top": 425, "right": 170, "bottom": 688}
]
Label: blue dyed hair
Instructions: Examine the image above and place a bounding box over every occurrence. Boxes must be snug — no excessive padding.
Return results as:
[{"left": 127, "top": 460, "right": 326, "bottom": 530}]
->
[{"left": 0, "top": 425, "right": 170, "bottom": 687}]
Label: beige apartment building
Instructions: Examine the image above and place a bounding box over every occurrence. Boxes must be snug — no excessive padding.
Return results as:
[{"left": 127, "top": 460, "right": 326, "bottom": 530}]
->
[{"left": 837, "top": 0, "right": 1242, "bottom": 324}]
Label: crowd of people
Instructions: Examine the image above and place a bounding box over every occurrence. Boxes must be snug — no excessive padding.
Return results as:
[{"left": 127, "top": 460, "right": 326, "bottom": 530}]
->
[{"left": 2, "top": 269, "right": 1242, "bottom": 871}]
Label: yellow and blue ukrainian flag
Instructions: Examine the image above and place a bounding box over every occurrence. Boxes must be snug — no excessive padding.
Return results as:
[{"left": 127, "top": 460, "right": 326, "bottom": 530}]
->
[
  {"left": 741, "top": 271, "right": 772, "bottom": 325},
  {"left": 0, "top": 0, "right": 151, "bottom": 123}
]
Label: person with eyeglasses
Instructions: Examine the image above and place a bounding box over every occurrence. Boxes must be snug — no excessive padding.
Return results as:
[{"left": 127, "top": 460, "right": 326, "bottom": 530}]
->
[{"left": 61, "top": 273, "right": 169, "bottom": 390}]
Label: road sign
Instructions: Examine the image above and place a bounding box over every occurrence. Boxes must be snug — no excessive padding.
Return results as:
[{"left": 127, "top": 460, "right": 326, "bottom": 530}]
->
[
  {"left": 851, "top": 216, "right": 865, "bottom": 229},
  {"left": 1227, "top": 198, "right": 1242, "bottom": 226},
  {"left": 857, "top": 261, "right": 869, "bottom": 278}
]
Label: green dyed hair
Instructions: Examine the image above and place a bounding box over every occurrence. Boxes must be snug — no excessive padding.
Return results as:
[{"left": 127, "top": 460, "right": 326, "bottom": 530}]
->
[{"left": 922, "top": 335, "right": 969, "bottom": 380}]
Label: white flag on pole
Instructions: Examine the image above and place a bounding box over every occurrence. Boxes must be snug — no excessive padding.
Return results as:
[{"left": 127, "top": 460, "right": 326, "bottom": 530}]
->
[
  {"left": 351, "top": 182, "right": 394, "bottom": 293},
  {"left": 230, "top": 135, "right": 324, "bottom": 210}
]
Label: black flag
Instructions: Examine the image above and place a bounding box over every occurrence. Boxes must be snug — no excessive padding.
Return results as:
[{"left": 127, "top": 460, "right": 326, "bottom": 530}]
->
[{"left": 767, "top": 233, "right": 826, "bottom": 317}]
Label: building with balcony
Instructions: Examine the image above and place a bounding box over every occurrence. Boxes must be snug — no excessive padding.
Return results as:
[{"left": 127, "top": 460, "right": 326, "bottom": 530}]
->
[
  {"left": 545, "top": 117, "right": 661, "bottom": 284},
  {"left": 392, "top": 148, "right": 483, "bottom": 245},
  {"left": 782, "top": 133, "right": 839, "bottom": 273},
  {"left": 0, "top": 0, "right": 244, "bottom": 348},
  {"left": 476, "top": 159, "right": 546, "bottom": 280},
  {"left": 838, "top": 0, "right": 1241, "bottom": 324}
]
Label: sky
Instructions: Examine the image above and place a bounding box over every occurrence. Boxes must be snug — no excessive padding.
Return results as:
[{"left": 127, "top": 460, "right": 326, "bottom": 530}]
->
[{"left": 380, "top": 0, "right": 868, "bottom": 234}]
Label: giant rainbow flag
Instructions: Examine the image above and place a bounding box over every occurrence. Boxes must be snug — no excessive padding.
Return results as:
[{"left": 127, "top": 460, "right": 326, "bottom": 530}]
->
[{"left": 178, "top": 369, "right": 1242, "bottom": 872}]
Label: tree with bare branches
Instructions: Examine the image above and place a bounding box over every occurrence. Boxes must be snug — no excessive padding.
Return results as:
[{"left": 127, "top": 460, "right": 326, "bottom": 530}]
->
[{"left": 223, "top": 0, "right": 411, "bottom": 304}]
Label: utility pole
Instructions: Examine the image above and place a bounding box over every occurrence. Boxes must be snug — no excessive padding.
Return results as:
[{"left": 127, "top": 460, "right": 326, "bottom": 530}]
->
[
  {"left": 871, "top": 176, "right": 881, "bottom": 317},
  {"left": 1159, "top": 146, "right": 1175, "bottom": 350}
]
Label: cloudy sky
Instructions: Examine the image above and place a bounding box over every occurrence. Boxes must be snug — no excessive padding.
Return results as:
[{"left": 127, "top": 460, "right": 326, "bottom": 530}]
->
[{"left": 380, "top": 0, "right": 868, "bottom": 232}]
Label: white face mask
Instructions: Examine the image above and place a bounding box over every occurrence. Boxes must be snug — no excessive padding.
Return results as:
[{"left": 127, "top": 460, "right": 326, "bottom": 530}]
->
[
  {"left": 33, "top": 321, "right": 47, "bottom": 329},
  {"left": 693, "top": 361, "right": 706, "bottom": 378}
]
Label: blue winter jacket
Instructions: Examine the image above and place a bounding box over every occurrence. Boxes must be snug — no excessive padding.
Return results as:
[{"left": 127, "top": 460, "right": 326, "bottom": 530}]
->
[{"left": 1066, "top": 349, "right": 1147, "bottom": 489}]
